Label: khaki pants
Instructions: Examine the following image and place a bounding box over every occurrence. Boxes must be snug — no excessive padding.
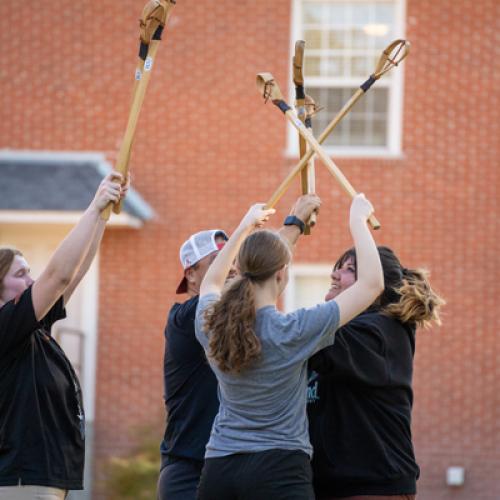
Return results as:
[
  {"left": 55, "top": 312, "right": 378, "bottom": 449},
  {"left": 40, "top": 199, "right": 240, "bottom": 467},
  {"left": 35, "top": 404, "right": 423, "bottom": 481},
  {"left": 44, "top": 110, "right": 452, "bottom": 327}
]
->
[{"left": 0, "top": 485, "right": 67, "bottom": 499}]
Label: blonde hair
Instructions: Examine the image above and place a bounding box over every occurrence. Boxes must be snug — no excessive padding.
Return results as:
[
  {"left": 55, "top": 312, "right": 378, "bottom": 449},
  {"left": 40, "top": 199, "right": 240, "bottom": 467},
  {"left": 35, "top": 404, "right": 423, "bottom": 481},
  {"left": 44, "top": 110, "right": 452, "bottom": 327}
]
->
[
  {"left": 384, "top": 267, "right": 445, "bottom": 328},
  {"left": 204, "top": 230, "right": 291, "bottom": 373}
]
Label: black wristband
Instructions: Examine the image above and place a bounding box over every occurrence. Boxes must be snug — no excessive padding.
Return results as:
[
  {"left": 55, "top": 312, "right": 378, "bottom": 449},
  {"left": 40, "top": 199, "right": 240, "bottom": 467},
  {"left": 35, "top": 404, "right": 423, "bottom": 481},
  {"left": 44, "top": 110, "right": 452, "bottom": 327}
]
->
[{"left": 283, "top": 215, "right": 305, "bottom": 234}]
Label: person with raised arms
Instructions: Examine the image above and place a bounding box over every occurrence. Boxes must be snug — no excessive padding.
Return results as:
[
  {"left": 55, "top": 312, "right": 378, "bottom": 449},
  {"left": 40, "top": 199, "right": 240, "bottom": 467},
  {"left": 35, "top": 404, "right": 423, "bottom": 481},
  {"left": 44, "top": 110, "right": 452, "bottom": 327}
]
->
[{"left": 194, "top": 194, "right": 384, "bottom": 500}]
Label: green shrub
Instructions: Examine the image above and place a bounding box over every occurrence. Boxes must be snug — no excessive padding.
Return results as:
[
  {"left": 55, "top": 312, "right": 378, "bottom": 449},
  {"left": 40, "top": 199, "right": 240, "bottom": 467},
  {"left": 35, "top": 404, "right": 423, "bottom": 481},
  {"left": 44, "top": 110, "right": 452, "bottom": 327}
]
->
[{"left": 104, "top": 427, "right": 160, "bottom": 500}]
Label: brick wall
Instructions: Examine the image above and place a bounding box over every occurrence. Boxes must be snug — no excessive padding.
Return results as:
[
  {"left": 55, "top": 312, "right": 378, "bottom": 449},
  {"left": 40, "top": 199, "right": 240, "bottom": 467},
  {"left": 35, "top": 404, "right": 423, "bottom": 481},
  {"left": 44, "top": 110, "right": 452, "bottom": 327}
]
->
[{"left": 1, "top": 0, "right": 498, "bottom": 498}]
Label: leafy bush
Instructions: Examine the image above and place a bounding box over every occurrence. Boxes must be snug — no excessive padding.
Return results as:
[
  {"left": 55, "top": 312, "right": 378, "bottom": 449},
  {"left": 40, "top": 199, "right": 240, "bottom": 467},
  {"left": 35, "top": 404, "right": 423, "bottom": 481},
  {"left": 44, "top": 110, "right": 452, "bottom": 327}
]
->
[{"left": 104, "top": 427, "right": 161, "bottom": 500}]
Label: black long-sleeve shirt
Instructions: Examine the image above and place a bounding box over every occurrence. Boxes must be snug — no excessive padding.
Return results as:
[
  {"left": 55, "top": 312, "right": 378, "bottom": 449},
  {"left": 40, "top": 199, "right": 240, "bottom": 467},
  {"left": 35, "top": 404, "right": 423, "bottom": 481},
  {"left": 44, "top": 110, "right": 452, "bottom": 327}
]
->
[{"left": 307, "top": 310, "right": 419, "bottom": 497}]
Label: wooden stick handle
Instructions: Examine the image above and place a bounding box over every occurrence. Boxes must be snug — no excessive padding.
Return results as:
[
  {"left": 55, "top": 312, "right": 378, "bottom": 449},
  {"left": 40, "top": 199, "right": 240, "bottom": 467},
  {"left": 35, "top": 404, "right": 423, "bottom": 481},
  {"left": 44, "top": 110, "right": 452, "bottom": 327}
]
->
[
  {"left": 284, "top": 109, "right": 380, "bottom": 230},
  {"left": 303, "top": 95, "right": 318, "bottom": 228},
  {"left": 306, "top": 141, "right": 317, "bottom": 228},
  {"left": 101, "top": 41, "right": 161, "bottom": 221}
]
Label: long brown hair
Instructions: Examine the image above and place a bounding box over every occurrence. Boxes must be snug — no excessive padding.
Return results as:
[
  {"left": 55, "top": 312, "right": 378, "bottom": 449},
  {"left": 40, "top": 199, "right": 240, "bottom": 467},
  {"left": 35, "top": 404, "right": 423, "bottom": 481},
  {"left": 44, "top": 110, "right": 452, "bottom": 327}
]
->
[
  {"left": 204, "top": 230, "right": 291, "bottom": 373},
  {"left": 335, "top": 246, "right": 445, "bottom": 328},
  {"left": 0, "top": 247, "right": 22, "bottom": 296}
]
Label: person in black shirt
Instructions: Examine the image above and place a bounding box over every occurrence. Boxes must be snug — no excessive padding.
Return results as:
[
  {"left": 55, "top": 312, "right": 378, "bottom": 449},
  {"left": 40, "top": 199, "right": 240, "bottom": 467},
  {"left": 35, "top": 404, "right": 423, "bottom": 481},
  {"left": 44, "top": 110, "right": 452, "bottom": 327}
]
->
[
  {"left": 307, "top": 246, "right": 445, "bottom": 500},
  {"left": 157, "top": 228, "right": 230, "bottom": 500},
  {"left": 157, "top": 195, "right": 322, "bottom": 500},
  {"left": 0, "top": 172, "right": 127, "bottom": 500}
]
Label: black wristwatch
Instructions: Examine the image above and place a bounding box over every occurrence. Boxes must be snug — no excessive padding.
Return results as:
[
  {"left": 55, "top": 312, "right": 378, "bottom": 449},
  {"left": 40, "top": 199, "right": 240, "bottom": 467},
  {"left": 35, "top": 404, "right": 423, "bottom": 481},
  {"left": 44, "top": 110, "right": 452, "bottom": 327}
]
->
[{"left": 283, "top": 215, "right": 305, "bottom": 234}]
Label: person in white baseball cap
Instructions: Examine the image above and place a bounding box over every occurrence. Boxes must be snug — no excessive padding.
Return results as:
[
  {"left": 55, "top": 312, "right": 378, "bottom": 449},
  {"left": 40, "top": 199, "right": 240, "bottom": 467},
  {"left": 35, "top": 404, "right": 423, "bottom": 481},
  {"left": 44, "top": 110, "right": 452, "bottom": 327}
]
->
[{"left": 158, "top": 228, "right": 230, "bottom": 500}]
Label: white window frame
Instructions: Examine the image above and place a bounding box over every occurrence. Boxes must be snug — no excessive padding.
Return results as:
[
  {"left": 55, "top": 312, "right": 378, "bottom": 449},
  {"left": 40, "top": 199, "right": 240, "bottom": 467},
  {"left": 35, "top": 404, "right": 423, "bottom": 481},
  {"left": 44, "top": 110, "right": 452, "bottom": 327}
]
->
[
  {"left": 288, "top": 0, "right": 406, "bottom": 158},
  {"left": 284, "top": 263, "right": 333, "bottom": 312}
]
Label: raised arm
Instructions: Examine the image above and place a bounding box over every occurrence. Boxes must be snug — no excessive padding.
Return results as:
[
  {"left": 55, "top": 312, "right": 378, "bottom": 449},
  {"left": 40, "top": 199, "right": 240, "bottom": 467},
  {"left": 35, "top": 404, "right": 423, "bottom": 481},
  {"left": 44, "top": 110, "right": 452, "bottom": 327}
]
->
[
  {"left": 334, "top": 194, "right": 384, "bottom": 327},
  {"left": 32, "top": 172, "right": 124, "bottom": 320},
  {"left": 279, "top": 194, "right": 321, "bottom": 247},
  {"left": 200, "top": 204, "right": 275, "bottom": 297},
  {"left": 63, "top": 174, "right": 130, "bottom": 305}
]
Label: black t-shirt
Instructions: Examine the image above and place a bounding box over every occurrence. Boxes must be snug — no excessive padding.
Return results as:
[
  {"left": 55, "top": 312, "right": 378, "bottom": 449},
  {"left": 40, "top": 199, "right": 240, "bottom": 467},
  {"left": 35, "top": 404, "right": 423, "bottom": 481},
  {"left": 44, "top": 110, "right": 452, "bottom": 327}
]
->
[
  {"left": 0, "top": 286, "right": 85, "bottom": 490},
  {"left": 160, "top": 295, "right": 219, "bottom": 463},
  {"left": 307, "top": 310, "right": 419, "bottom": 497}
]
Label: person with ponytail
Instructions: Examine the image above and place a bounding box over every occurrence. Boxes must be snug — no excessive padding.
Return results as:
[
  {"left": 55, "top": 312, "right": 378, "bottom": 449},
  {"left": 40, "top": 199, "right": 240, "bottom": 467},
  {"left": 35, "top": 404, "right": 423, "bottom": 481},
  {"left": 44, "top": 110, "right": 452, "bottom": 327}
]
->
[
  {"left": 0, "top": 172, "right": 127, "bottom": 500},
  {"left": 157, "top": 195, "right": 322, "bottom": 500},
  {"left": 194, "top": 194, "right": 384, "bottom": 500},
  {"left": 307, "top": 246, "right": 445, "bottom": 500}
]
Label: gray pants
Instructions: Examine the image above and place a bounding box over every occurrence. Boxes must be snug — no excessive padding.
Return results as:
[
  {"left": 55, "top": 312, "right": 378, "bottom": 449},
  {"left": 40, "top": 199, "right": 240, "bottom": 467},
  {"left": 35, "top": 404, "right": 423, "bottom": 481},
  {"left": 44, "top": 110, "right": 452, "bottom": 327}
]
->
[{"left": 0, "top": 485, "right": 67, "bottom": 499}]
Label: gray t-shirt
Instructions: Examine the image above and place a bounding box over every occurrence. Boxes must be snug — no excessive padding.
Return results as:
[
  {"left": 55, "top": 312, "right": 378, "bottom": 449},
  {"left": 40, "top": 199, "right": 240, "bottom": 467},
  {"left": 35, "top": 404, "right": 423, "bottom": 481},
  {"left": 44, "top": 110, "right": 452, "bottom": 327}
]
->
[{"left": 195, "top": 292, "right": 340, "bottom": 458}]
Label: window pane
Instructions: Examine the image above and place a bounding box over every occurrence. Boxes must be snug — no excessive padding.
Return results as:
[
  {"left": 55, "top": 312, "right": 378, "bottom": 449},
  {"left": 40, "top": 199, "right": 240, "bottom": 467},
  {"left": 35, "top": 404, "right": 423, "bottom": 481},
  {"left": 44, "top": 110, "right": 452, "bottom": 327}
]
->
[
  {"left": 375, "top": 3, "right": 394, "bottom": 24},
  {"left": 304, "top": 2, "right": 324, "bottom": 24},
  {"left": 325, "top": 88, "right": 344, "bottom": 111},
  {"left": 350, "top": 118, "right": 368, "bottom": 144},
  {"left": 352, "top": 27, "right": 370, "bottom": 48},
  {"left": 373, "top": 88, "right": 388, "bottom": 112},
  {"left": 305, "top": 29, "right": 322, "bottom": 49},
  {"left": 351, "top": 56, "right": 369, "bottom": 77},
  {"left": 325, "top": 3, "right": 349, "bottom": 25},
  {"left": 324, "top": 56, "right": 345, "bottom": 76},
  {"left": 328, "top": 29, "right": 347, "bottom": 49},
  {"left": 305, "top": 56, "right": 321, "bottom": 76},
  {"left": 351, "top": 3, "right": 372, "bottom": 25},
  {"left": 372, "top": 118, "right": 388, "bottom": 145}
]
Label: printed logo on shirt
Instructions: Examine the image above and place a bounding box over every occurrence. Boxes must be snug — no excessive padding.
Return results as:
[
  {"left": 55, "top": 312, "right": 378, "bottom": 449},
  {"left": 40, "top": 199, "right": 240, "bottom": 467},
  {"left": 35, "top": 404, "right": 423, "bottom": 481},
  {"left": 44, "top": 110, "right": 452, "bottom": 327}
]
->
[{"left": 307, "top": 370, "right": 320, "bottom": 403}]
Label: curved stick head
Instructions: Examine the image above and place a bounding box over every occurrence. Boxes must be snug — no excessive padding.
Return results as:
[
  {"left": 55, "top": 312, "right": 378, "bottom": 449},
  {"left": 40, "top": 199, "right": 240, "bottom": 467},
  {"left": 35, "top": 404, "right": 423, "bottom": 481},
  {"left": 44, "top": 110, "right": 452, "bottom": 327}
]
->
[
  {"left": 256, "top": 73, "right": 284, "bottom": 102},
  {"left": 293, "top": 40, "right": 305, "bottom": 86},
  {"left": 304, "top": 94, "right": 322, "bottom": 120},
  {"left": 140, "top": 0, "right": 172, "bottom": 44},
  {"left": 373, "top": 39, "right": 410, "bottom": 79}
]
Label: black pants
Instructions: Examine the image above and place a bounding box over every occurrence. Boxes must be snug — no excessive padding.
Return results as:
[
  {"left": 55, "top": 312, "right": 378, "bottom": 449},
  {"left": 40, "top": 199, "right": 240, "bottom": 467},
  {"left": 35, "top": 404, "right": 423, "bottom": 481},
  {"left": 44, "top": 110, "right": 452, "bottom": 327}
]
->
[
  {"left": 197, "top": 449, "right": 314, "bottom": 500},
  {"left": 157, "top": 455, "right": 203, "bottom": 500}
]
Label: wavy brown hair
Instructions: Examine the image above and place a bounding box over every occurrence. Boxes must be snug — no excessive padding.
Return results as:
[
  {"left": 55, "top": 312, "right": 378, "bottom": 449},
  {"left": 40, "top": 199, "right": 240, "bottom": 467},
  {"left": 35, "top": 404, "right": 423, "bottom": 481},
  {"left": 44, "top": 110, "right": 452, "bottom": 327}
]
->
[
  {"left": 0, "top": 247, "right": 22, "bottom": 296},
  {"left": 204, "top": 230, "right": 291, "bottom": 373},
  {"left": 335, "top": 246, "right": 445, "bottom": 329}
]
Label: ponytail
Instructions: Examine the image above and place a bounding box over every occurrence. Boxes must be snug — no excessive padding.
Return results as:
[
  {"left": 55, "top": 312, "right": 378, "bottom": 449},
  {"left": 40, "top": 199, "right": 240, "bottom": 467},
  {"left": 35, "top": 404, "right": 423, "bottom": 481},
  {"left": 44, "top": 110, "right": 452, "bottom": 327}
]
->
[{"left": 205, "top": 277, "right": 261, "bottom": 373}]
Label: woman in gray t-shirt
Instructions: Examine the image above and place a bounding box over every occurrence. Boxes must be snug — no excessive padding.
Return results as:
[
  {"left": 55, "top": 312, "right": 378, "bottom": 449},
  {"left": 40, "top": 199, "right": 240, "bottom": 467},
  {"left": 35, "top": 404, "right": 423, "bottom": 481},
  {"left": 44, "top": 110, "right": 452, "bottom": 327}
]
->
[{"left": 195, "top": 195, "right": 384, "bottom": 500}]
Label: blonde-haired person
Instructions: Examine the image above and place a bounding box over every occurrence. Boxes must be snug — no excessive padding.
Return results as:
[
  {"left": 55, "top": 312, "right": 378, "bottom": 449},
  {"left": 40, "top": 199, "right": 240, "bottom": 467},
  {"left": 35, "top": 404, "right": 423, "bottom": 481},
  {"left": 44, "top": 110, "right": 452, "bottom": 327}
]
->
[
  {"left": 0, "top": 172, "right": 127, "bottom": 500},
  {"left": 194, "top": 194, "right": 384, "bottom": 500},
  {"left": 308, "top": 246, "right": 445, "bottom": 500}
]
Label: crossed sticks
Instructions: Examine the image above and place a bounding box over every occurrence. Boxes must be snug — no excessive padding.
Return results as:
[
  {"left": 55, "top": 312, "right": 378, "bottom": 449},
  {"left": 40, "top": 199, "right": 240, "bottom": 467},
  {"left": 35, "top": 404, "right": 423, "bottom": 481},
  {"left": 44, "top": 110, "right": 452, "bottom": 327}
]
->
[{"left": 259, "top": 39, "right": 411, "bottom": 231}]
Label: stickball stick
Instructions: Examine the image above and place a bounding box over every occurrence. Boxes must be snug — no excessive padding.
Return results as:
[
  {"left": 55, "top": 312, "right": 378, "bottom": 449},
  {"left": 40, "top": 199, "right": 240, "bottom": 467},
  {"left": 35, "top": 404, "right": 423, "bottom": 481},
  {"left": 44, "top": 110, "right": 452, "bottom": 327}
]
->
[
  {"left": 101, "top": 0, "right": 176, "bottom": 221},
  {"left": 293, "top": 40, "right": 316, "bottom": 233}
]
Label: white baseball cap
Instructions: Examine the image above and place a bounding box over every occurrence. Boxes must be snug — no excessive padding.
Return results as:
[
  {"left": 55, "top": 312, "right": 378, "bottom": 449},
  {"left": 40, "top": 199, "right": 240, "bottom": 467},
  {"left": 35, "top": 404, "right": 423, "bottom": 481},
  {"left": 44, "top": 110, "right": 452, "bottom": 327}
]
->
[{"left": 176, "top": 229, "right": 228, "bottom": 294}]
